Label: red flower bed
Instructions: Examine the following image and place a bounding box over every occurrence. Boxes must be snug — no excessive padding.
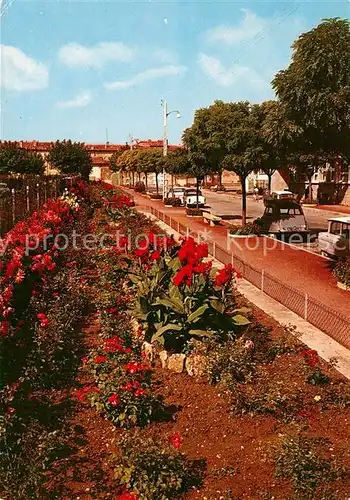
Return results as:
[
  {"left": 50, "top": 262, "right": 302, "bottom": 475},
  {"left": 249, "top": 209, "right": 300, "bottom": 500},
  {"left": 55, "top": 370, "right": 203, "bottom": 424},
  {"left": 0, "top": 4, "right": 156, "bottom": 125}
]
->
[{"left": 0, "top": 196, "right": 83, "bottom": 338}]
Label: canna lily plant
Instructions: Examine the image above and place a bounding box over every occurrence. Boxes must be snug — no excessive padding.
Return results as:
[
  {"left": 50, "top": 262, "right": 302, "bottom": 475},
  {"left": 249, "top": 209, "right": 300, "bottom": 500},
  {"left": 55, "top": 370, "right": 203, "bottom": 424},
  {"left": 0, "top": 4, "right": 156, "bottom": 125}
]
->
[{"left": 128, "top": 236, "right": 250, "bottom": 351}]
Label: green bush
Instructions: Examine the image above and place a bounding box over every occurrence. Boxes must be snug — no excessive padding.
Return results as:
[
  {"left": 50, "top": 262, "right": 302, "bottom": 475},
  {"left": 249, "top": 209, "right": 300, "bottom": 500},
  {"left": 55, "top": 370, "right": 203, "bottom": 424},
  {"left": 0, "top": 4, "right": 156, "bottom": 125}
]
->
[
  {"left": 114, "top": 432, "right": 205, "bottom": 499},
  {"left": 275, "top": 436, "right": 337, "bottom": 499},
  {"left": 333, "top": 257, "right": 350, "bottom": 288}
]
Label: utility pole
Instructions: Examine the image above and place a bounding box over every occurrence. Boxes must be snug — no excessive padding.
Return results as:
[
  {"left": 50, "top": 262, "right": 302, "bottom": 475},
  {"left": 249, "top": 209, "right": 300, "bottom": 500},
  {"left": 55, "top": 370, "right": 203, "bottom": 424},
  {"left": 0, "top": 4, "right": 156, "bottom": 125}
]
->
[{"left": 161, "top": 100, "right": 181, "bottom": 199}]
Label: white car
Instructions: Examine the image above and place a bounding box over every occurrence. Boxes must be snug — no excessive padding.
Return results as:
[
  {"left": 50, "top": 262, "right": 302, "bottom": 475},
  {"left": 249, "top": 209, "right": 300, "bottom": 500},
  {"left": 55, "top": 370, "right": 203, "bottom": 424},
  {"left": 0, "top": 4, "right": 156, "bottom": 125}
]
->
[
  {"left": 167, "top": 187, "right": 206, "bottom": 208},
  {"left": 318, "top": 217, "right": 350, "bottom": 258},
  {"left": 271, "top": 190, "right": 295, "bottom": 200}
]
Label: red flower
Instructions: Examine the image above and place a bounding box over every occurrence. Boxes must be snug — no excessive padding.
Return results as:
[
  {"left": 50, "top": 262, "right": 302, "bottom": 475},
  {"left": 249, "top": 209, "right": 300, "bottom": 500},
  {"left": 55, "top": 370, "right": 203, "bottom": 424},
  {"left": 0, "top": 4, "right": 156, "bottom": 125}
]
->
[
  {"left": 104, "top": 336, "right": 124, "bottom": 353},
  {"left": 301, "top": 349, "right": 319, "bottom": 368},
  {"left": 37, "top": 312, "right": 49, "bottom": 328},
  {"left": 118, "top": 492, "right": 139, "bottom": 500},
  {"left": 173, "top": 264, "right": 194, "bottom": 287},
  {"left": 150, "top": 250, "right": 162, "bottom": 262},
  {"left": 95, "top": 355, "right": 107, "bottom": 364},
  {"left": 108, "top": 393, "right": 120, "bottom": 407},
  {"left": 169, "top": 432, "right": 183, "bottom": 449},
  {"left": 215, "top": 264, "right": 234, "bottom": 287},
  {"left": 82, "top": 356, "right": 88, "bottom": 364},
  {"left": 121, "top": 381, "right": 134, "bottom": 392},
  {"left": 124, "top": 361, "right": 148, "bottom": 374},
  {"left": 134, "top": 388, "right": 147, "bottom": 397}
]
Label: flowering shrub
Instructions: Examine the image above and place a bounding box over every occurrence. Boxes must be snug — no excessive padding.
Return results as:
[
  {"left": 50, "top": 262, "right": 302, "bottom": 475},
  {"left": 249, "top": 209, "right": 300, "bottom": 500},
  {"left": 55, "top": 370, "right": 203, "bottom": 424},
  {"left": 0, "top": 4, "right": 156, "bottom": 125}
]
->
[
  {"left": 113, "top": 431, "right": 205, "bottom": 499},
  {"left": 83, "top": 347, "right": 164, "bottom": 427},
  {"left": 301, "top": 349, "right": 330, "bottom": 385},
  {"left": 129, "top": 236, "right": 249, "bottom": 351},
  {"left": 60, "top": 189, "right": 81, "bottom": 211},
  {"left": 0, "top": 197, "right": 80, "bottom": 339}
]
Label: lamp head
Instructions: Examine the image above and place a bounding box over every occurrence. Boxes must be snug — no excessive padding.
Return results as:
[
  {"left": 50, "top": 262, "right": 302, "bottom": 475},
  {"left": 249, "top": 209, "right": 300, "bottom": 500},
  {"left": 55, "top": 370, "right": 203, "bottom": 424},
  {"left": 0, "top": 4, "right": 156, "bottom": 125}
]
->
[{"left": 176, "top": 111, "right": 181, "bottom": 119}]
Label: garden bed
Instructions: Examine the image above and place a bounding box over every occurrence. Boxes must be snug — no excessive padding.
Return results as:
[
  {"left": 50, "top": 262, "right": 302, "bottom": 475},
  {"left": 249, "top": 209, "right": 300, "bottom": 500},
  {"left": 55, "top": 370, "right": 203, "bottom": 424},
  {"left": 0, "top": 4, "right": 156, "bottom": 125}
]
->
[{"left": 2, "top": 182, "right": 349, "bottom": 500}]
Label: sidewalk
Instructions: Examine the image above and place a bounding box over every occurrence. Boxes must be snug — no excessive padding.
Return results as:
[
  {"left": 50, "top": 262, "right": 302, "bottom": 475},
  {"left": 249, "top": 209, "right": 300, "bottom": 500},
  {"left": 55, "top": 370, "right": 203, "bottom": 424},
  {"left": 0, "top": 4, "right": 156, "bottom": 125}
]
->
[
  {"left": 313, "top": 204, "right": 350, "bottom": 215},
  {"left": 125, "top": 189, "right": 350, "bottom": 316}
]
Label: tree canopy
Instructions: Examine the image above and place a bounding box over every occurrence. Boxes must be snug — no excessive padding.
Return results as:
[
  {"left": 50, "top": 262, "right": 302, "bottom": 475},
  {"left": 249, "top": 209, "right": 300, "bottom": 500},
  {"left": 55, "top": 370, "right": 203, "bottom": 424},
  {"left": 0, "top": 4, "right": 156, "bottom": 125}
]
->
[
  {"left": 0, "top": 142, "right": 45, "bottom": 175},
  {"left": 48, "top": 140, "right": 93, "bottom": 180},
  {"left": 272, "top": 17, "right": 350, "bottom": 162}
]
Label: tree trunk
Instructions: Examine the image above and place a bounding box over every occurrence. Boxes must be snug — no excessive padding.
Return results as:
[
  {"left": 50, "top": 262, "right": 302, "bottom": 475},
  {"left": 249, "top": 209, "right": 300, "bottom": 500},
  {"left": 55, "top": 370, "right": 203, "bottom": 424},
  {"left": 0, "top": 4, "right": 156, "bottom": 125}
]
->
[
  {"left": 196, "top": 177, "right": 199, "bottom": 209},
  {"left": 240, "top": 175, "right": 247, "bottom": 227},
  {"left": 145, "top": 173, "right": 148, "bottom": 189},
  {"left": 308, "top": 176, "right": 313, "bottom": 202},
  {"left": 132, "top": 172, "right": 135, "bottom": 187},
  {"left": 155, "top": 173, "right": 159, "bottom": 195},
  {"left": 138, "top": 172, "right": 141, "bottom": 182},
  {"left": 218, "top": 170, "right": 222, "bottom": 187},
  {"left": 171, "top": 174, "right": 174, "bottom": 190},
  {"left": 268, "top": 173, "right": 272, "bottom": 194}
]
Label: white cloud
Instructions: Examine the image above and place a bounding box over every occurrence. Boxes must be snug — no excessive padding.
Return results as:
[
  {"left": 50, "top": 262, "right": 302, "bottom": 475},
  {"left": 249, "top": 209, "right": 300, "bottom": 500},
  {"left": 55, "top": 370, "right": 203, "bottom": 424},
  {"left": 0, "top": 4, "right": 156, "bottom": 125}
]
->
[
  {"left": 58, "top": 42, "right": 134, "bottom": 68},
  {"left": 152, "top": 48, "right": 177, "bottom": 64},
  {"left": 198, "top": 53, "right": 267, "bottom": 89},
  {"left": 105, "top": 64, "right": 186, "bottom": 90},
  {"left": 57, "top": 91, "right": 92, "bottom": 109},
  {"left": 0, "top": 45, "right": 48, "bottom": 91},
  {"left": 206, "top": 9, "right": 266, "bottom": 45}
]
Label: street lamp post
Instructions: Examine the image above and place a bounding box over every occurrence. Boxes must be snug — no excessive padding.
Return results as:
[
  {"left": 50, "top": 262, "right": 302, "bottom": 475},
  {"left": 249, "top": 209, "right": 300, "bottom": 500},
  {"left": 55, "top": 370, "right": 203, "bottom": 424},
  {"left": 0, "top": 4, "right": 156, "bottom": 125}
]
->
[{"left": 161, "top": 100, "right": 180, "bottom": 199}]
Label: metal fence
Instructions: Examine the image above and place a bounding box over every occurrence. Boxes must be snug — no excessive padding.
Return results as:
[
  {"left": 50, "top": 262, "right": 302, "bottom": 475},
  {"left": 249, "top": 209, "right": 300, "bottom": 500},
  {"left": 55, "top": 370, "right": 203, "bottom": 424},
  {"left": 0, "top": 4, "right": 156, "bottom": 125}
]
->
[
  {"left": 140, "top": 204, "right": 350, "bottom": 351},
  {"left": 0, "top": 176, "right": 76, "bottom": 237}
]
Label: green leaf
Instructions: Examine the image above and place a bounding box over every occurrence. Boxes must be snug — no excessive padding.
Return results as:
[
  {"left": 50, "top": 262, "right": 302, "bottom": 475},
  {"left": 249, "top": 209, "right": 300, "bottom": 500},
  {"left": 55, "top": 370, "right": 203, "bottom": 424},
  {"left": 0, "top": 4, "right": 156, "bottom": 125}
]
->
[
  {"left": 187, "top": 304, "right": 209, "bottom": 323},
  {"left": 210, "top": 299, "right": 225, "bottom": 314},
  {"left": 232, "top": 307, "right": 251, "bottom": 315},
  {"left": 139, "top": 296, "right": 149, "bottom": 314},
  {"left": 151, "top": 323, "right": 182, "bottom": 343},
  {"left": 189, "top": 329, "right": 212, "bottom": 337},
  {"left": 169, "top": 284, "right": 183, "bottom": 304},
  {"left": 232, "top": 314, "right": 250, "bottom": 326},
  {"left": 128, "top": 274, "right": 141, "bottom": 284},
  {"left": 157, "top": 297, "right": 185, "bottom": 314},
  {"left": 168, "top": 256, "right": 181, "bottom": 271}
]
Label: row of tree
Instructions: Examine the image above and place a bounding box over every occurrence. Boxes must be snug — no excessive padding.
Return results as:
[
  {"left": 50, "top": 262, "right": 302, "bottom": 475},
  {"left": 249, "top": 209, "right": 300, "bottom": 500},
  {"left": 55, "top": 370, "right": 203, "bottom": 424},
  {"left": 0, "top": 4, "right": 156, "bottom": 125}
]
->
[{"left": 0, "top": 140, "right": 93, "bottom": 179}]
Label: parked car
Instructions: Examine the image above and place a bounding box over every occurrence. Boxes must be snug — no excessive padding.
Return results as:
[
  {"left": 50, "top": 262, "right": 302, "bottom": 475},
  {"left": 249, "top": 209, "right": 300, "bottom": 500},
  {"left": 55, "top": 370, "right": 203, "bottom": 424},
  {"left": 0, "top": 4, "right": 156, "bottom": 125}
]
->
[
  {"left": 260, "top": 198, "right": 309, "bottom": 236},
  {"left": 166, "top": 187, "right": 206, "bottom": 208},
  {"left": 318, "top": 217, "right": 350, "bottom": 258},
  {"left": 270, "top": 190, "right": 296, "bottom": 200}
]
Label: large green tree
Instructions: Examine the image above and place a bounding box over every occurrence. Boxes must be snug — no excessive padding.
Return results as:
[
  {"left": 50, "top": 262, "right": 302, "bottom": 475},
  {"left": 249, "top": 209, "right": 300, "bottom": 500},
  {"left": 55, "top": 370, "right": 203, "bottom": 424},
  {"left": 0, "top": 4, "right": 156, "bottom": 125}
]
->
[
  {"left": 0, "top": 142, "right": 45, "bottom": 175},
  {"left": 184, "top": 100, "right": 264, "bottom": 225},
  {"left": 272, "top": 17, "right": 350, "bottom": 194},
  {"left": 137, "top": 149, "right": 166, "bottom": 195},
  {"left": 117, "top": 149, "right": 139, "bottom": 186},
  {"left": 164, "top": 148, "right": 191, "bottom": 188},
  {"left": 48, "top": 140, "right": 93, "bottom": 180}
]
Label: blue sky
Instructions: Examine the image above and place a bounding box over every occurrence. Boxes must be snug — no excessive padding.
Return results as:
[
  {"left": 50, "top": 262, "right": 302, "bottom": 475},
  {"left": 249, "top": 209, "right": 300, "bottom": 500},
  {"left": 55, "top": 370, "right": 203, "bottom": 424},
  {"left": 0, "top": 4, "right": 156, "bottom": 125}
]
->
[{"left": 1, "top": 0, "right": 348, "bottom": 144}]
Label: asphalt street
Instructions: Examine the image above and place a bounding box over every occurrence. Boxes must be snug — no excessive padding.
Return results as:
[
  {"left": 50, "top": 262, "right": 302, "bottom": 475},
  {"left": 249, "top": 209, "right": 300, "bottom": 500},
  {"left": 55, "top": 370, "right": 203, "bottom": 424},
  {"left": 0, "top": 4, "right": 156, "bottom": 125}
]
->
[{"left": 203, "top": 191, "right": 346, "bottom": 231}]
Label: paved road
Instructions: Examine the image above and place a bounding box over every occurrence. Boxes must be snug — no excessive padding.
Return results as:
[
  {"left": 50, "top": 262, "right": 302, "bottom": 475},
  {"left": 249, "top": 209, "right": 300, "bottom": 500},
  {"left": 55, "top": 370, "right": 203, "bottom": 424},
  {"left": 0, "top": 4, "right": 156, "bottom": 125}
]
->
[{"left": 203, "top": 190, "right": 347, "bottom": 231}]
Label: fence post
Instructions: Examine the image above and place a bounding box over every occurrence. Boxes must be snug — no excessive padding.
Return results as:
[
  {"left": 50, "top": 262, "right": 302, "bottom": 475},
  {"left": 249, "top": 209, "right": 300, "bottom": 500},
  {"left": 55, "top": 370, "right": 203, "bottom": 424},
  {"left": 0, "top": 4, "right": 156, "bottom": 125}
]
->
[
  {"left": 261, "top": 269, "right": 265, "bottom": 292},
  {"left": 304, "top": 293, "right": 308, "bottom": 320},
  {"left": 0, "top": 183, "right": 11, "bottom": 237},
  {"left": 26, "top": 185, "right": 30, "bottom": 213},
  {"left": 36, "top": 183, "right": 40, "bottom": 209},
  {"left": 11, "top": 188, "right": 16, "bottom": 225}
]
